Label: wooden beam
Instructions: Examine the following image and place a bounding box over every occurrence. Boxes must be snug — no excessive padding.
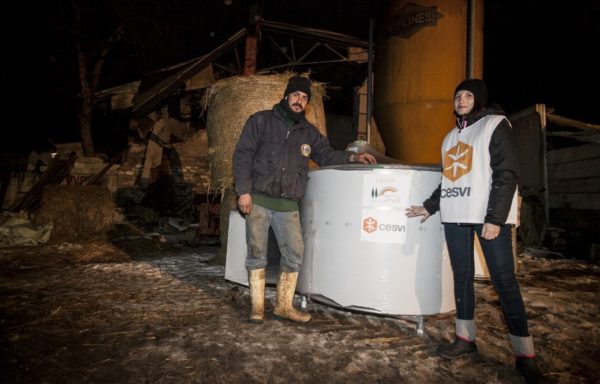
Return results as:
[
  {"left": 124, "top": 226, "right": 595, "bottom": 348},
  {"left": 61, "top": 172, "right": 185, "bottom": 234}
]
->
[
  {"left": 547, "top": 113, "right": 600, "bottom": 131},
  {"left": 549, "top": 193, "right": 600, "bottom": 210},
  {"left": 547, "top": 143, "right": 600, "bottom": 165},
  {"left": 547, "top": 158, "right": 600, "bottom": 180},
  {"left": 549, "top": 176, "right": 600, "bottom": 194}
]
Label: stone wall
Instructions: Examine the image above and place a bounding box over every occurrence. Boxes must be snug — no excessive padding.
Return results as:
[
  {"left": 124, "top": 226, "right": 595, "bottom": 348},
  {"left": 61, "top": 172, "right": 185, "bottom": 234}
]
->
[{"left": 109, "top": 129, "right": 212, "bottom": 194}]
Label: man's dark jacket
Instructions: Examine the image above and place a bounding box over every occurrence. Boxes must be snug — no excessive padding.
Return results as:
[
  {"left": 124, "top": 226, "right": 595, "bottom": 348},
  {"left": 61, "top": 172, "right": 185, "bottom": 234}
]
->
[{"left": 233, "top": 106, "right": 352, "bottom": 201}]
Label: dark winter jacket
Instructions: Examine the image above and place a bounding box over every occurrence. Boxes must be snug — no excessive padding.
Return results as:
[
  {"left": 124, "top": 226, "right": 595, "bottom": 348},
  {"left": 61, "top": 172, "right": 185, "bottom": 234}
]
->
[
  {"left": 423, "top": 104, "right": 519, "bottom": 225},
  {"left": 233, "top": 105, "right": 353, "bottom": 201}
]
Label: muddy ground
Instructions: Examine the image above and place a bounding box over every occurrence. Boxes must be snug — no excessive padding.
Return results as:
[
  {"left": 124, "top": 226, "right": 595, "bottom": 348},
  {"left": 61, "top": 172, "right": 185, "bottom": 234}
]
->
[{"left": 1, "top": 238, "right": 598, "bottom": 384}]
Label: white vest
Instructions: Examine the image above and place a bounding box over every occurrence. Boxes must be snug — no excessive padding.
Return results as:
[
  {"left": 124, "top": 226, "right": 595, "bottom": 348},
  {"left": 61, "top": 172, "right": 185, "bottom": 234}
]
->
[{"left": 440, "top": 115, "right": 518, "bottom": 224}]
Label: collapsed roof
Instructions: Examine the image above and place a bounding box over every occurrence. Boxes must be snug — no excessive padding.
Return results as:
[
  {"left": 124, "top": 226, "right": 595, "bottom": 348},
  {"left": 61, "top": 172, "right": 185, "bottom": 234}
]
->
[{"left": 96, "top": 20, "right": 370, "bottom": 117}]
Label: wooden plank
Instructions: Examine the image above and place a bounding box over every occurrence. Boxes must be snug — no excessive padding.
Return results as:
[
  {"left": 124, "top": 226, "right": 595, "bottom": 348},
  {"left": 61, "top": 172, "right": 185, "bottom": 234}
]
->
[
  {"left": 547, "top": 113, "right": 600, "bottom": 131},
  {"left": 549, "top": 176, "right": 600, "bottom": 194},
  {"left": 9, "top": 153, "right": 77, "bottom": 212},
  {"left": 547, "top": 158, "right": 600, "bottom": 180},
  {"left": 132, "top": 28, "right": 248, "bottom": 117},
  {"left": 546, "top": 143, "right": 600, "bottom": 165},
  {"left": 509, "top": 104, "right": 541, "bottom": 123},
  {"left": 512, "top": 111, "right": 545, "bottom": 197},
  {"left": 548, "top": 193, "right": 600, "bottom": 210}
]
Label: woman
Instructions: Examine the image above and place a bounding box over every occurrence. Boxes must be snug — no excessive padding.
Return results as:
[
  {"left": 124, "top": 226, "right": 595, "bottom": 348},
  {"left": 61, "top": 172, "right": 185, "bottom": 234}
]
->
[{"left": 406, "top": 79, "right": 546, "bottom": 383}]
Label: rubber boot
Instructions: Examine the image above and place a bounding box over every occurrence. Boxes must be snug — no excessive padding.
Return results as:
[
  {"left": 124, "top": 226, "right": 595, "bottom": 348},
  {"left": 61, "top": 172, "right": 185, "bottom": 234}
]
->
[
  {"left": 248, "top": 268, "right": 265, "bottom": 324},
  {"left": 273, "top": 271, "right": 311, "bottom": 323}
]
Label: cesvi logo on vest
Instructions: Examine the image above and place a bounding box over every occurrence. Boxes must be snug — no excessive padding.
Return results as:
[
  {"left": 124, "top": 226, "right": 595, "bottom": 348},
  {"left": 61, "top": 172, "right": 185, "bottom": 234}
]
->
[{"left": 443, "top": 141, "right": 473, "bottom": 181}]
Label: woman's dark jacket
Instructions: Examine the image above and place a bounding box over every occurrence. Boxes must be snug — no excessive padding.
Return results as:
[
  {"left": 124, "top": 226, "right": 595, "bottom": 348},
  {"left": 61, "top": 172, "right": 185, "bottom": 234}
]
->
[{"left": 423, "top": 104, "right": 519, "bottom": 226}]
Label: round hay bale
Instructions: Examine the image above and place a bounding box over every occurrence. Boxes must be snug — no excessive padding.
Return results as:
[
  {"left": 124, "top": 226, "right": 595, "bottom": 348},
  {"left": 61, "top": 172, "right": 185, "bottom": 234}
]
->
[
  {"left": 203, "top": 72, "right": 326, "bottom": 190},
  {"left": 35, "top": 185, "right": 123, "bottom": 243}
]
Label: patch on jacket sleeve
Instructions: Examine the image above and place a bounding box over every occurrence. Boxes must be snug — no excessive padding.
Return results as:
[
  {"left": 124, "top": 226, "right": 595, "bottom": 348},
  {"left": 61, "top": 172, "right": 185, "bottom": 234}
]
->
[{"left": 300, "top": 144, "right": 311, "bottom": 157}]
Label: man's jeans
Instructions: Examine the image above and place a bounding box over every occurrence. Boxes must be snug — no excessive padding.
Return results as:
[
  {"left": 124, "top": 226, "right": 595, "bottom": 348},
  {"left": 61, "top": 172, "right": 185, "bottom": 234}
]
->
[
  {"left": 245, "top": 204, "right": 304, "bottom": 273},
  {"left": 444, "top": 223, "right": 529, "bottom": 336}
]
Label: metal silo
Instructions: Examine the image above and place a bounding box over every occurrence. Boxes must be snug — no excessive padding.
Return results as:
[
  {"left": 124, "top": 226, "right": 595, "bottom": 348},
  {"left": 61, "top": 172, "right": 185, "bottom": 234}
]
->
[{"left": 374, "top": 0, "right": 484, "bottom": 164}]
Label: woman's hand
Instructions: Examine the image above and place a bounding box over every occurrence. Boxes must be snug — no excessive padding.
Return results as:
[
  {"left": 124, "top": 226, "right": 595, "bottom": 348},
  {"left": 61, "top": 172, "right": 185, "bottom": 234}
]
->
[
  {"left": 481, "top": 223, "right": 500, "bottom": 240},
  {"left": 405, "top": 206, "right": 431, "bottom": 223}
]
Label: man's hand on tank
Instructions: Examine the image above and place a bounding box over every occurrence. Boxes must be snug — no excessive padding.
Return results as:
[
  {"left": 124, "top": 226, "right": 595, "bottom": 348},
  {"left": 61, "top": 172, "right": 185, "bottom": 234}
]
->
[{"left": 352, "top": 153, "right": 377, "bottom": 164}]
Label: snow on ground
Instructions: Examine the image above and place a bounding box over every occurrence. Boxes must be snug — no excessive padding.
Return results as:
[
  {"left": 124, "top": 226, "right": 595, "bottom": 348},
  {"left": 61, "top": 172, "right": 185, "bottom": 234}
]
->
[{"left": 0, "top": 242, "right": 598, "bottom": 383}]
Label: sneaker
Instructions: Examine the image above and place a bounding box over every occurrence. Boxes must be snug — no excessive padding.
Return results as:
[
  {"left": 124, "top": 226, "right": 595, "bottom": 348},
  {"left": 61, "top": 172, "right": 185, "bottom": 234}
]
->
[
  {"left": 437, "top": 338, "right": 478, "bottom": 359},
  {"left": 516, "top": 356, "right": 549, "bottom": 384}
]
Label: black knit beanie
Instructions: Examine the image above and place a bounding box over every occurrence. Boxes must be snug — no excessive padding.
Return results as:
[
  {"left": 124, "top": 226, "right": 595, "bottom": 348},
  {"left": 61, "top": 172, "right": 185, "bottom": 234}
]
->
[
  {"left": 454, "top": 79, "right": 488, "bottom": 107},
  {"left": 284, "top": 76, "right": 312, "bottom": 101}
]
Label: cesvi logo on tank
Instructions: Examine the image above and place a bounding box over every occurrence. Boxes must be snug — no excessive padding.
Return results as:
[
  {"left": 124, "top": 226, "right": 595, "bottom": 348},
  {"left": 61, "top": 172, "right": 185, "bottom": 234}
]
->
[
  {"left": 362, "top": 216, "right": 406, "bottom": 234},
  {"left": 363, "top": 217, "right": 378, "bottom": 233},
  {"left": 361, "top": 210, "right": 408, "bottom": 244}
]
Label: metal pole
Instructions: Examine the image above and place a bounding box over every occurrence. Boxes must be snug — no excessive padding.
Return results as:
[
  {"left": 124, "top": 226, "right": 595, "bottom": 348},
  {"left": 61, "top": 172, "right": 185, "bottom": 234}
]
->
[
  {"left": 466, "top": 0, "right": 475, "bottom": 79},
  {"left": 366, "top": 18, "right": 374, "bottom": 144}
]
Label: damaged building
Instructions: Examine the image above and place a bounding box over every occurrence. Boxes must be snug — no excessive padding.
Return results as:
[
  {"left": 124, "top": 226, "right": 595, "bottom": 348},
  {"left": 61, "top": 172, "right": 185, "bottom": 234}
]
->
[{"left": 1, "top": 20, "right": 376, "bottom": 248}]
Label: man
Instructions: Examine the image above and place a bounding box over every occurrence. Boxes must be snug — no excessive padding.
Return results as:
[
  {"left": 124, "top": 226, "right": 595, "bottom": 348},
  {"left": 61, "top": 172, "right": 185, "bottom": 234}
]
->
[{"left": 233, "top": 75, "right": 376, "bottom": 324}]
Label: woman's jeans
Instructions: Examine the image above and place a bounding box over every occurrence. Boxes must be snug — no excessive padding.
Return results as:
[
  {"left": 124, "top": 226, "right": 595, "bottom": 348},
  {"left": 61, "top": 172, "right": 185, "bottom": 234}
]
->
[
  {"left": 245, "top": 204, "right": 304, "bottom": 273},
  {"left": 444, "top": 223, "right": 529, "bottom": 336}
]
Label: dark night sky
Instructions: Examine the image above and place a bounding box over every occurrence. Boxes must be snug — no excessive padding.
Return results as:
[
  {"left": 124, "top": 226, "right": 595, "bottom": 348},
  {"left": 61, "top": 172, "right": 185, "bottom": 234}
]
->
[{"left": 4, "top": 0, "right": 599, "bottom": 154}]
